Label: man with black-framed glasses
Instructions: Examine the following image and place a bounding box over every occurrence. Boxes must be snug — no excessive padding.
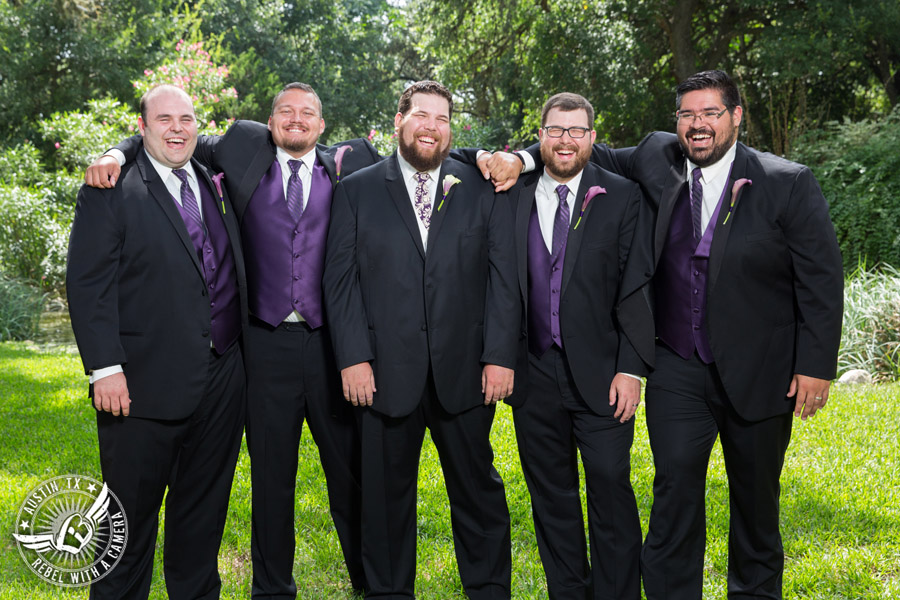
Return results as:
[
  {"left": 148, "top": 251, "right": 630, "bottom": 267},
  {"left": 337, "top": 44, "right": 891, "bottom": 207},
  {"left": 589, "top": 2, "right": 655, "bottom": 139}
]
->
[
  {"left": 480, "top": 70, "right": 843, "bottom": 599},
  {"left": 500, "top": 92, "right": 648, "bottom": 600}
]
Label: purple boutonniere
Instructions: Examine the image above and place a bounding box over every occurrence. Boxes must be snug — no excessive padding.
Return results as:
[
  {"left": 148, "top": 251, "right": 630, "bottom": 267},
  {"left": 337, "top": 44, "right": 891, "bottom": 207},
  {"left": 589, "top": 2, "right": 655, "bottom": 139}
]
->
[
  {"left": 722, "top": 178, "right": 752, "bottom": 225},
  {"left": 438, "top": 174, "right": 461, "bottom": 211},
  {"left": 334, "top": 145, "right": 353, "bottom": 182},
  {"left": 212, "top": 172, "right": 226, "bottom": 214},
  {"left": 573, "top": 185, "right": 606, "bottom": 229}
]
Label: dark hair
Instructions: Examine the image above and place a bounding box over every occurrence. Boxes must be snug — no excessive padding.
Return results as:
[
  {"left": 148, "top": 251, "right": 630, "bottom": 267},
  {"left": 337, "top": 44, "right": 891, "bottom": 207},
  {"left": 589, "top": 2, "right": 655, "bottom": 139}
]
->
[
  {"left": 271, "top": 82, "right": 323, "bottom": 117},
  {"left": 675, "top": 70, "right": 742, "bottom": 112},
  {"left": 397, "top": 81, "right": 453, "bottom": 118},
  {"left": 140, "top": 84, "right": 193, "bottom": 122},
  {"left": 540, "top": 92, "right": 595, "bottom": 127}
]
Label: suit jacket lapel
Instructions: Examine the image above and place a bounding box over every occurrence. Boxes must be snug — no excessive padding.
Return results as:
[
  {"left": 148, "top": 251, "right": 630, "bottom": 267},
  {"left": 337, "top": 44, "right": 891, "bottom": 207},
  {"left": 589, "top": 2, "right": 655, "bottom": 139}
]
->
[
  {"left": 234, "top": 138, "right": 277, "bottom": 218},
  {"left": 385, "top": 154, "right": 426, "bottom": 259},
  {"left": 515, "top": 175, "right": 540, "bottom": 304},
  {"left": 426, "top": 162, "right": 458, "bottom": 252},
  {"left": 708, "top": 144, "right": 749, "bottom": 291},
  {"left": 654, "top": 162, "right": 687, "bottom": 265},
  {"left": 137, "top": 151, "right": 205, "bottom": 278},
  {"left": 316, "top": 146, "right": 338, "bottom": 186},
  {"left": 561, "top": 174, "right": 594, "bottom": 298}
]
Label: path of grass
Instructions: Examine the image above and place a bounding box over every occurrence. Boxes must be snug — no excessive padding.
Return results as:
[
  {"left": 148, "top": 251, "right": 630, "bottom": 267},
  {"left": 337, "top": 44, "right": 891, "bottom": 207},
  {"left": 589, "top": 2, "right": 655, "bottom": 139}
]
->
[{"left": 1, "top": 342, "right": 898, "bottom": 599}]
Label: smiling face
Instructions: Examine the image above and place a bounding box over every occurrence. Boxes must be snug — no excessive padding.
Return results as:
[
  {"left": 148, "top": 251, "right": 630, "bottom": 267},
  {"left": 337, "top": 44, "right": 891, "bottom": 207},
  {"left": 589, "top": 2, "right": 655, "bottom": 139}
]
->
[
  {"left": 539, "top": 107, "right": 596, "bottom": 182},
  {"left": 676, "top": 88, "right": 742, "bottom": 167},
  {"left": 138, "top": 88, "right": 197, "bottom": 169},
  {"left": 268, "top": 89, "right": 325, "bottom": 157},
  {"left": 395, "top": 92, "right": 452, "bottom": 172}
]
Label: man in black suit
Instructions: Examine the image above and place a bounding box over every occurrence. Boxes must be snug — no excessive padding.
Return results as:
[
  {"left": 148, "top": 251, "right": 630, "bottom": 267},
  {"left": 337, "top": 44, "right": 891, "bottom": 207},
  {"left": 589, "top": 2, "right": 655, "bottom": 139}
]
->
[
  {"left": 484, "top": 71, "right": 844, "bottom": 599},
  {"left": 323, "top": 80, "right": 519, "bottom": 599},
  {"left": 84, "top": 83, "right": 381, "bottom": 597},
  {"left": 503, "top": 92, "right": 646, "bottom": 600},
  {"left": 68, "top": 84, "right": 248, "bottom": 599}
]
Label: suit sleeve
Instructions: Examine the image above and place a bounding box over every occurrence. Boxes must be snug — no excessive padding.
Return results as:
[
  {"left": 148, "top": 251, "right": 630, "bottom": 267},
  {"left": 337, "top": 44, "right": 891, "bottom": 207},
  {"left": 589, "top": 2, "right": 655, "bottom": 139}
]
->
[
  {"left": 481, "top": 191, "right": 521, "bottom": 368},
  {"left": 784, "top": 167, "right": 844, "bottom": 379},
  {"left": 614, "top": 183, "right": 651, "bottom": 376},
  {"left": 322, "top": 181, "right": 376, "bottom": 370},
  {"left": 66, "top": 186, "right": 126, "bottom": 374},
  {"left": 112, "top": 134, "right": 144, "bottom": 162}
]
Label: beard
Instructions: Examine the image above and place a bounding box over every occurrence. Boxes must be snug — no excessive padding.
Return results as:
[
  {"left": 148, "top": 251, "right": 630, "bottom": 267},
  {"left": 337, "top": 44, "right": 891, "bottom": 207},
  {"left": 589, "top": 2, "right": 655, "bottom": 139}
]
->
[
  {"left": 398, "top": 129, "right": 451, "bottom": 172},
  {"left": 679, "top": 124, "right": 738, "bottom": 167},
  {"left": 541, "top": 140, "right": 591, "bottom": 180}
]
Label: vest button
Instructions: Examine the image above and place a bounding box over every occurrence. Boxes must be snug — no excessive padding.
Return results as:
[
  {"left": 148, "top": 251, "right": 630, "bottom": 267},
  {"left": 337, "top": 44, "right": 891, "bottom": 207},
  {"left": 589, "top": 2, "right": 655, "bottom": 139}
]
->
[{"left": 293, "top": 275, "right": 300, "bottom": 281}]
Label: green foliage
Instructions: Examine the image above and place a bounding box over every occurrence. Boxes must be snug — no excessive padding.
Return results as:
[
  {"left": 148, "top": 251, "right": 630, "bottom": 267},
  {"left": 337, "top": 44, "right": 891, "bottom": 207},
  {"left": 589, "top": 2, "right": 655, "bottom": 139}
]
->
[
  {"left": 0, "top": 276, "right": 45, "bottom": 341},
  {"left": 0, "top": 184, "right": 72, "bottom": 290},
  {"left": 792, "top": 109, "right": 900, "bottom": 270},
  {"left": 39, "top": 98, "right": 138, "bottom": 172},
  {"left": 838, "top": 263, "right": 900, "bottom": 381}
]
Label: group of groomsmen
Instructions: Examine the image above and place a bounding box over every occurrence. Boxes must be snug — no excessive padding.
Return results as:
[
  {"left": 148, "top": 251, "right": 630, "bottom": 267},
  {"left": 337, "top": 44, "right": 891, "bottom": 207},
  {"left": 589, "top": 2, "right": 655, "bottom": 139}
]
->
[{"left": 67, "top": 69, "right": 843, "bottom": 600}]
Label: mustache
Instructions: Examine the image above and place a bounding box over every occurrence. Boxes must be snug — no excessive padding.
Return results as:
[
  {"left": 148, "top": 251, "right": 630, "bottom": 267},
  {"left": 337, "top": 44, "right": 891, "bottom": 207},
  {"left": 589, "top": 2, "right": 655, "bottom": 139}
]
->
[{"left": 687, "top": 127, "right": 714, "bottom": 137}]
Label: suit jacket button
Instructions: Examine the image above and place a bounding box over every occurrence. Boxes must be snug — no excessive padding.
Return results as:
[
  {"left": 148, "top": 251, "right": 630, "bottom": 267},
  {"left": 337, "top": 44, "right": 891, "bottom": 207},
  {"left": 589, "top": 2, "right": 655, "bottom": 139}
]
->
[
  {"left": 421, "top": 324, "right": 427, "bottom": 331},
  {"left": 202, "top": 330, "right": 210, "bottom": 337}
]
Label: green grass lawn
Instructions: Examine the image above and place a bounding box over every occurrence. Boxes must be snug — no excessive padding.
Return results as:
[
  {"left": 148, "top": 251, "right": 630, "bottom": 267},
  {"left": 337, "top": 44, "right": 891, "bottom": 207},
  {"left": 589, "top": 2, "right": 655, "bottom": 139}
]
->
[{"left": 1, "top": 341, "right": 898, "bottom": 599}]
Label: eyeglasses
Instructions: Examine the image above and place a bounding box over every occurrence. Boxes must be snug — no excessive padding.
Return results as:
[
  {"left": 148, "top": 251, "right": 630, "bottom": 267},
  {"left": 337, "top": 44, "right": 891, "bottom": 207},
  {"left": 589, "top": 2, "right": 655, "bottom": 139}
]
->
[
  {"left": 542, "top": 126, "right": 591, "bottom": 139},
  {"left": 675, "top": 108, "right": 728, "bottom": 124}
]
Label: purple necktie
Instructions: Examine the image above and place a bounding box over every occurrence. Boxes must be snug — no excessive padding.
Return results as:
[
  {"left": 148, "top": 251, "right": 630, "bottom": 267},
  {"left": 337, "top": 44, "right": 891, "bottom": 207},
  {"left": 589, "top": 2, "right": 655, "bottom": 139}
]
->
[
  {"left": 690, "top": 167, "right": 703, "bottom": 241},
  {"left": 413, "top": 172, "right": 432, "bottom": 229},
  {"left": 172, "top": 168, "right": 204, "bottom": 234},
  {"left": 286, "top": 159, "right": 304, "bottom": 223},
  {"left": 552, "top": 184, "right": 570, "bottom": 258}
]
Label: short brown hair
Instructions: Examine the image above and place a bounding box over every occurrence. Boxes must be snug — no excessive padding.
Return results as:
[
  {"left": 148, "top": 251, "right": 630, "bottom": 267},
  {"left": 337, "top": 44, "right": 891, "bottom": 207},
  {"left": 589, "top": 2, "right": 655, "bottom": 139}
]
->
[
  {"left": 271, "top": 82, "right": 323, "bottom": 117},
  {"left": 397, "top": 81, "right": 453, "bottom": 118},
  {"left": 540, "top": 93, "right": 594, "bottom": 128}
]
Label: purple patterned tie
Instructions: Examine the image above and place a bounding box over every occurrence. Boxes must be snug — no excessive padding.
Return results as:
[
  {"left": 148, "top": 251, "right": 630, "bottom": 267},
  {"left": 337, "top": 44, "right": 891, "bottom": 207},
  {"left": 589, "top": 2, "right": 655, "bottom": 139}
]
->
[
  {"left": 172, "top": 168, "right": 204, "bottom": 234},
  {"left": 552, "top": 184, "right": 570, "bottom": 258},
  {"left": 413, "top": 172, "right": 432, "bottom": 229},
  {"left": 286, "top": 159, "right": 304, "bottom": 223},
  {"left": 690, "top": 167, "right": 703, "bottom": 241}
]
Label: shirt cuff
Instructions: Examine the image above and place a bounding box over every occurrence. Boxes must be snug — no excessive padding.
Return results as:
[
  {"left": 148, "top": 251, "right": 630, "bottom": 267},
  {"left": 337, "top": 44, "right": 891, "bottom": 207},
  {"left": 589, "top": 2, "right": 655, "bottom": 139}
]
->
[
  {"left": 105, "top": 149, "right": 126, "bottom": 166},
  {"left": 619, "top": 372, "right": 643, "bottom": 382},
  {"left": 90, "top": 365, "right": 123, "bottom": 384},
  {"left": 517, "top": 150, "right": 535, "bottom": 173}
]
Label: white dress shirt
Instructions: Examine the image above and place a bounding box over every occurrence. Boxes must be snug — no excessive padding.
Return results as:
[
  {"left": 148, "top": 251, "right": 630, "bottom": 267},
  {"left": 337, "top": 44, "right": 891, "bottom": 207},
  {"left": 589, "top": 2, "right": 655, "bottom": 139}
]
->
[
  {"left": 685, "top": 141, "right": 738, "bottom": 235},
  {"left": 535, "top": 169, "right": 583, "bottom": 253},
  {"left": 275, "top": 146, "right": 317, "bottom": 212},
  {"left": 396, "top": 152, "right": 441, "bottom": 253}
]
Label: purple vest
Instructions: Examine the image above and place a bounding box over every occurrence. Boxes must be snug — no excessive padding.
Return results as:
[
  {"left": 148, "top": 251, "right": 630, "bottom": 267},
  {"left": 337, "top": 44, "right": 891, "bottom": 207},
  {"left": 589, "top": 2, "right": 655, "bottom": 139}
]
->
[
  {"left": 174, "top": 177, "right": 241, "bottom": 354},
  {"left": 241, "top": 158, "right": 333, "bottom": 328},
  {"left": 527, "top": 203, "right": 566, "bottom": 356},
  {"left": 654, "top": 179, "right": 728, "bottom": 363}
]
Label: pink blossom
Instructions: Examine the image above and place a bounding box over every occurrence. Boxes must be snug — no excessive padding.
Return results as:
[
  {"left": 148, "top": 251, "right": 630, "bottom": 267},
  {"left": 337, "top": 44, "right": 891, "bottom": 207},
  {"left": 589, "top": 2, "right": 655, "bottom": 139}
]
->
[
  {"left": 464, "top": 125, "right": 472, "bottom": 131},
  {"left": 54, "top": 142, "right": 60, "bottom": 149},
  {"left": 368, "top": 129, "right": 376, "bottom": 140},
  {"left": 504, "top": 144, "right": 510, "bottom": 151},
  {"left": 208, "top": 120, "right": 216, "bottom": 128},
  {"left": 144, "top": 69, "right": 152, "bottom": 76}
]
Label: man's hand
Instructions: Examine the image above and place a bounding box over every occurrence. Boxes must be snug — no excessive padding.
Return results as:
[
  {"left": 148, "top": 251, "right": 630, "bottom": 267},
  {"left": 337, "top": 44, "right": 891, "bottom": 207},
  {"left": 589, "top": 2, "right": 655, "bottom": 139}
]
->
[
  {"left": 93, "top": 372, "right": 131, "bottom": 417},
  {"left": 482, "top": 364, "right": 514, "bottom": 404},
  {"left": 477, "top": 151, "right": 524, "bottom": 192},
  {"left": 341, "top": 362, "right": 376, "bottom": 406},
  {"left": 787, "top": 374, "right": 830, "bottom": 420},
  {"left": 85, "top": 155, "right": 122, "bottom": 188},
  {"left": 609, "top": 373, "right": 642, "bottom": 423}
]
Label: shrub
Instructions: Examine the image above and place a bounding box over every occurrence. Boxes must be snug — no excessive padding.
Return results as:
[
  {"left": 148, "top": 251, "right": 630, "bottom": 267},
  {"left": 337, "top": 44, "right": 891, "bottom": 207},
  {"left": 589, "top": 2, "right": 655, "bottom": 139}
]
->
[
  {"left": 839, "top": 263, "right": 900, "bottom": 382},
  {"left": 792, "top": 109, "right": 900, "bottom": 271},
  {"left": 0, "top": 274, "right": 45, "bottom": 341},
  {"left": 0, "top": 185, "right": 71, "bottom": 290}
]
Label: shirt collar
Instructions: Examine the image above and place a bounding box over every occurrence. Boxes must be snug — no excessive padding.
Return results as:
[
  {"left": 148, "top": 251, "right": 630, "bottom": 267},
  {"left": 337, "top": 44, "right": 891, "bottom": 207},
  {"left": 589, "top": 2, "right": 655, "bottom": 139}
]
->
[
  {"left": 396, "top": 151, "right": 442, "bottom": 184},
  {"left": 685, "top": 141, "right": 737, "bottom": 184},
  {"left": 276, "top": 145, "right": 318, "bottom": 173},
  {"left": 145, "top": 150, "right": 198, "bottom": 185},
  {"left": 540, "top": 167, "right": 584, "bottom": 201}
]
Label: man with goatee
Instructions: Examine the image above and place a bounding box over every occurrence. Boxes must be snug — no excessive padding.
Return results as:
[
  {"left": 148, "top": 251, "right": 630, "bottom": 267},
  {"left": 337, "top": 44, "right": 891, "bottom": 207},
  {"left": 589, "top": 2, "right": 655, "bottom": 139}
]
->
[
  {"left": 482, "top": 70, "right": 843, "bottom": 600},
  {"left": 323, "top": 80, "right": 519, "bottom": 599},
  {"left": 501, "top": 92, "right": 646, "bottom": 599}
]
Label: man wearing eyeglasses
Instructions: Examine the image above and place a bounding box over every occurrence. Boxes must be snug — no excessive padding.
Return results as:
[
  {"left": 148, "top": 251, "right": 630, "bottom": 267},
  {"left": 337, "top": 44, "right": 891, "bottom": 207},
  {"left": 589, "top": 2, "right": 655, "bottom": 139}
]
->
[
  {"left": 480, "top": 71, "right": 843, "bottom": 599},
  {"left": 501, "top": 92, "right": 647, "bottom": 599}
]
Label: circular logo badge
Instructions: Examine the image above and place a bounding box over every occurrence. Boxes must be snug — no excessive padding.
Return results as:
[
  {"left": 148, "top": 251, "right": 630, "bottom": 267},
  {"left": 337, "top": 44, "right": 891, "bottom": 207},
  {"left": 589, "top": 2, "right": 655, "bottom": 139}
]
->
[{"left": 12, "top": 474, "right": 128, "bottom": 587}]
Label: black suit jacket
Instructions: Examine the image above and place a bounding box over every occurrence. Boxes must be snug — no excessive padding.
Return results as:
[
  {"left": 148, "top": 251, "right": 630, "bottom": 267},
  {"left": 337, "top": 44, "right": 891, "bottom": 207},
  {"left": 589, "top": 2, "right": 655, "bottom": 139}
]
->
[
  {"left": 530, "top": 132, "right": 843, "bottom": 421},
  {"left": 67, "top": 150, "right": 248, "bottom": 420},
  {"left": 506, "top": 162, "right": 646, "bottom": 414},
  {"left": 113, "top": 120, "right": 382, "bottom": 223},
  {"left": 323, "top": 154, "right": 520, "bottom": 418}
]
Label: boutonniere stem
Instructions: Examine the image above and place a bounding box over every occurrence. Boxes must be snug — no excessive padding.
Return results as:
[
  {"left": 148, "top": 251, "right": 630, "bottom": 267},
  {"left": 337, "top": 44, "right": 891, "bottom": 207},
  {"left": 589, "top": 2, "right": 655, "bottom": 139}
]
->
[
  {"left": 723, "top": 178, "right": 752, "bottom": 225},
  {"left": 438, "top": 174, "right": 461, "bottom": 211},
  {"left": 573, "top": 185, "right": 606, "bottom": 229}
]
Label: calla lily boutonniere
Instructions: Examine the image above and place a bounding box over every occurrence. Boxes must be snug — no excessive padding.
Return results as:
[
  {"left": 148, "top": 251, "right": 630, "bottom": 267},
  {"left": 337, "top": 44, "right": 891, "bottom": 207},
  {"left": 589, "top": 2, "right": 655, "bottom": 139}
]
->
[
  {"left": 438, "top": 174, "right": 461, "bottom": 211},
  {"left": 723, "top": 178, "right": 752, "bottom": 225},
  {"left": 334, "top": 145, "right": 353, "bottom": 182},
  {"left": 212, "top": 172, "right": 226, "bottom": 214},
  {"left": 573, "top": 185, "right": 606, "bottom": 229}
]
